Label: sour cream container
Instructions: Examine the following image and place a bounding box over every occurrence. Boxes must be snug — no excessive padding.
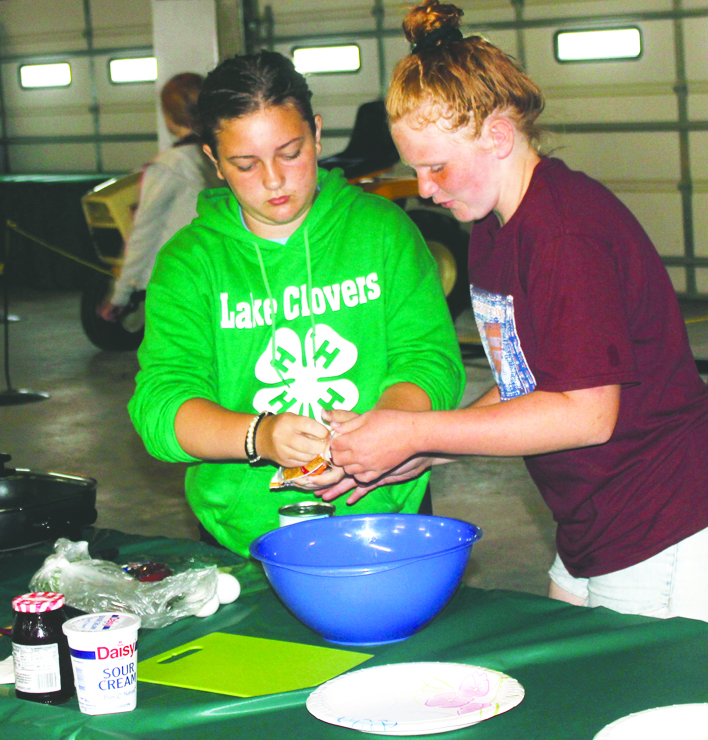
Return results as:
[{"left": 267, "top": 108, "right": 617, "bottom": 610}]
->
[{"left": 62, "top": 611, "right": 141, "bottom": 715}]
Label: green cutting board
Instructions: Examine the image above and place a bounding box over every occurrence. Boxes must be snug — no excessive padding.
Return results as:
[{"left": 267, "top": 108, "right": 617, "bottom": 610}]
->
[{"left": 138, "top": 632, "right": 373, "bottom": 697}]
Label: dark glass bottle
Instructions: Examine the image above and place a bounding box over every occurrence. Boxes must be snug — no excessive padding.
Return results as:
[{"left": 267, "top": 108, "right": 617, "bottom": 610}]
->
[{"left": 12, "top": 592, "right": 75, "bottom": 705}]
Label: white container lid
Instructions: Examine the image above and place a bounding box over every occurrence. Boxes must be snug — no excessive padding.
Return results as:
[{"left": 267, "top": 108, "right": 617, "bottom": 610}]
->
[{"left": 63, "top": 612, "right": 141, "bottom": 640}]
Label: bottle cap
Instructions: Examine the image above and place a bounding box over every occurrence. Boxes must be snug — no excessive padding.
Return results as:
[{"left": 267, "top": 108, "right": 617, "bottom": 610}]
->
[{"left": 12, "top": 592, "right": 66, "bottom": 613}]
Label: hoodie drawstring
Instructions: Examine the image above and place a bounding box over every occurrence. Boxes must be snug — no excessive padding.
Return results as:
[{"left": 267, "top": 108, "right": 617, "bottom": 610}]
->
[
  {"left": 253, "top": 239, "right": 291, "bottom": 388},
  {"left": 303, "top": 229, "right": 317, "bottom": 352},
  {"left": 253, "top": 229, "right": 317, "bottom": 388}
]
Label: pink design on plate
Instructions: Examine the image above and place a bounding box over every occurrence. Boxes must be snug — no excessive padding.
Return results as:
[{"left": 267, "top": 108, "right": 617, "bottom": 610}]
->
[{"left": 424, "top": 671, "right": 494, "bottom": 715}]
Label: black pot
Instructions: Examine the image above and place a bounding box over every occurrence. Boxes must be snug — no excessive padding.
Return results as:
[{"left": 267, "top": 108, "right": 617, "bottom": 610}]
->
[{"left": 0, "top": 453, "right": 97, "bottom": 551}]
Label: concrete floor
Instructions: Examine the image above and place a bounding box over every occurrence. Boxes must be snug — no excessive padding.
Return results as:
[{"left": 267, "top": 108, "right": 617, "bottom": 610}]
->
[{"left": 2, "top": 287, "right": 708, "bottom": 598}]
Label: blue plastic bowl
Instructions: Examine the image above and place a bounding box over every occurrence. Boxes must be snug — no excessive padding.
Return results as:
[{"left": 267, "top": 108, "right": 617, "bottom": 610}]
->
[{"left": 249, "top": 514, "right": 482, "bottom": 645}]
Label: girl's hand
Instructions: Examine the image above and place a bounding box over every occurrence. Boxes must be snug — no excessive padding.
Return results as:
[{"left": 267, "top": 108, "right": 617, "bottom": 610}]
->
[
  {"left": 295, "top": 464, "right": 346, "bottom": 490},
  {"left": 257, "top": 412, "right": 329, "bottom": 468},
  {"left": 318, "top": 456, "right": 434, "bottom": 505},
  {"left": 328, "top": 409, "right": 418, "bottom": 482},
  {"left": 98, "top": 301, "right": 123, "bottom": 322}
]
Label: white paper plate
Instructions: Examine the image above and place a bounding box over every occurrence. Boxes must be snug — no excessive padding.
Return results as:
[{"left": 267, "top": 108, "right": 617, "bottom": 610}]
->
[
  {"left": 594, "top": 704, "right": 708, "bottom": 740},
  {"left": 306, "top": 662, "right": 524, "bottom": 735}
]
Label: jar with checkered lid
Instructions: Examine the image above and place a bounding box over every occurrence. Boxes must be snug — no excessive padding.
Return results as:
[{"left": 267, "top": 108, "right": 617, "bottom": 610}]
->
[{"left": 11, "top": 592, "right": 75, "bottom": 704}]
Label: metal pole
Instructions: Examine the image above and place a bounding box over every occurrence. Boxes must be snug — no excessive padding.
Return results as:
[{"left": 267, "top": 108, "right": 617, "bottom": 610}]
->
[
  {"left": 510, "top": 0, "right": 527, "bottom": 70},
  {"left": 0, "top": 225, "right": 50, "bottom": 405},
  {"left": 83, "top": 0, "right": 104, "bottom": 173},
  {"left": 241, "top": 0, "right": 262, "bottom": 54},
  {"left": 672, "top": 0, "right": 696, "bottom": 295},
  {"left": 270, "top": 7, "right": 708, "bottom": 44},
  {"left": 2, "top": 229, "right": 11, "bottom": 391},
  {"left": 372, "top": 0, "right": 387, "bottom": 100},
  {"left": 0, "top": 58, "right": 9, "bottom": 174},
  {"left": 263, "top": 5, "right": 274, "bottom": 52}
]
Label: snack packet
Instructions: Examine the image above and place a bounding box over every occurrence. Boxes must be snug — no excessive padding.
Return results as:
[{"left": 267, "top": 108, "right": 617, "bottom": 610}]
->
[{"left": 270, "top": 454, "right": 331, "bottom": 490}]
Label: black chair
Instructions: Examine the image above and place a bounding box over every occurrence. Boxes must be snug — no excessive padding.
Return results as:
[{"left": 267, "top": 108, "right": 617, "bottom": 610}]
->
[{"left": 319, "top": 99, "right": 400, "bottom": 180}]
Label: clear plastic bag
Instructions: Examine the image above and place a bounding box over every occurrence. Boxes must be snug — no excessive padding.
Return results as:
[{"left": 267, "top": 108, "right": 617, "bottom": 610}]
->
[{"left": 29, "top": 538, "right": 220, "bottom": 629}]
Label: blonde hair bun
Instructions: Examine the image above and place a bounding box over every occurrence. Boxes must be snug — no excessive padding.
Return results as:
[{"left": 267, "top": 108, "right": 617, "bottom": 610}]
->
[{"left": 403, "top": 1, "right": 464, "bottom": 46}]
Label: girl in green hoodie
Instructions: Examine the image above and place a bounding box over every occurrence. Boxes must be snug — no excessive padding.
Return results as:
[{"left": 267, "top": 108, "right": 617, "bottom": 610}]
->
[{"left": 128, "top": 50, "right": 464, "bottom": 556}]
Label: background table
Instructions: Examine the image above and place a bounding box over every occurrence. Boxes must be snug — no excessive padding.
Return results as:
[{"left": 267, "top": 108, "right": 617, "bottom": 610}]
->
[
  {"left": 2, "top": 528, "right": 708, "bottom": 740},
  {"left": 0, "top": 175, "right": 107, "bottom": 289}
]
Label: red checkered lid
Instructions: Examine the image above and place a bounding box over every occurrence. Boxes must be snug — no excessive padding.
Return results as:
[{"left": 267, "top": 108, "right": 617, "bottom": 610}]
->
[{"left": 12, "top": 592, "right": 65, "bottom": 613}]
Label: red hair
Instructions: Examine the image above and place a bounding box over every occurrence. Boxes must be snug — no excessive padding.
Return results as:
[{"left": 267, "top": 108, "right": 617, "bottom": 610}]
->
[
  {"left": 160, "top": 72, "right": 204, "bottom": 131},
  {"left": 387, "top": 1, "right": 544, "bottom": 144}
]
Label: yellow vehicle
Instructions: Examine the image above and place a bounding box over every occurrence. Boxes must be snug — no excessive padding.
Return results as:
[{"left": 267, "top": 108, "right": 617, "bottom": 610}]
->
[{"left": 80, "top": 172, "right": 144, "bottom": 351}]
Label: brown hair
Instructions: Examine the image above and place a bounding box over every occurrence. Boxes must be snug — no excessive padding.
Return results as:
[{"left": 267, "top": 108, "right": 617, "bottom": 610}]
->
[
  {"left": 160, "top": 72, "right": 204, "bottom": 131},
  {"left": 197, "top": 51, "right": 315, "bottom": 156},
  {"left": 387, "top": 0, "right": 544, "bottom": 145}
]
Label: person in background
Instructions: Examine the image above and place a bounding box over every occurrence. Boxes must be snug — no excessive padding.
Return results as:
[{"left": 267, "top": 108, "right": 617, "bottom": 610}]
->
[
  {"left": 100, "top": 72, "right": 221, "bottom": 321},
  {"left": 324, "top": 0, "right": 708, "bottom": 621},
  {"left": 128, "top": 50, "right": 464, "bottom": 556}
]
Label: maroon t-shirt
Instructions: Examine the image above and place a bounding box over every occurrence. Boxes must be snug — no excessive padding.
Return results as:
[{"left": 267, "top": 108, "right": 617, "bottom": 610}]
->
[{"left": 469, "top": 156, "right": 708, "bottom": 577}]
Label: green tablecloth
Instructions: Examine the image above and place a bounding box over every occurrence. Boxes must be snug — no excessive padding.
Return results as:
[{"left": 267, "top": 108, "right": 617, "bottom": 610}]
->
[{"left": 2, "top": 528, "right": 707, "bottom": 739}]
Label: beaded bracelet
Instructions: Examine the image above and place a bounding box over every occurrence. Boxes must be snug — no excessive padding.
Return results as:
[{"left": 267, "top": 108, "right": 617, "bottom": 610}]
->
[{"left": 245, "top": 410, "right": 273, "bottom": 464}]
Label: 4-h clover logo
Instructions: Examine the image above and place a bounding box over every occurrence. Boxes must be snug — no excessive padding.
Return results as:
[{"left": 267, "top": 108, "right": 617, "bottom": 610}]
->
[{"left": 253, "top": 324, "right": 359, "bottom": 422}]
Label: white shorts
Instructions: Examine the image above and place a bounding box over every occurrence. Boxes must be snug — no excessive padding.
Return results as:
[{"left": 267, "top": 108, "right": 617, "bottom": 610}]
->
[{"left": 548, "top": 525, "right": 708, "bottom": 621}]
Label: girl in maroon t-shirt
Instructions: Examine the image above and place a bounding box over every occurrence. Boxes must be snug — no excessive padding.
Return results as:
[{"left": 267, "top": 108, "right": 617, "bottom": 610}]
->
[{"left": 324, "top": 0, "right": 708, "bottom": 621}]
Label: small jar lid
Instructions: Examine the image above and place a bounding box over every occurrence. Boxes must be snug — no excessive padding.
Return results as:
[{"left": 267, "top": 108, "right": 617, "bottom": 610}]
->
[{"left": 12, "top": 592, "right": 66, "bottom": 613}]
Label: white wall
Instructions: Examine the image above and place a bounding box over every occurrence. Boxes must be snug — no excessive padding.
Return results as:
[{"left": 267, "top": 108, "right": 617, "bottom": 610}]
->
[
  {"left": 151, "top": 0, "right": 219, "bottom": 150},
  {"left": 1, "top": 0, "right": 706, "bottom": 293}
]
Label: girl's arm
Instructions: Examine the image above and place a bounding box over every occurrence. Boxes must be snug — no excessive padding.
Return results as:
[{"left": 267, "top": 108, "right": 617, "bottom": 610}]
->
[
  {"left": 329, "top": 383, "right": 620, "bottom": 482},
  {"left": 174, "top": 398, "right": 329, "bottom": 468},
  {"left": 374, "top": 381, "right": 432, "bottom": 412}
]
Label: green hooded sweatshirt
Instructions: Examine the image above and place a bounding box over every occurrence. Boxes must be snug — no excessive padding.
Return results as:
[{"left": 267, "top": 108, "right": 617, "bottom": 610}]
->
[{"left": 129, "top": 168, "right": 464, "bottom": 556}]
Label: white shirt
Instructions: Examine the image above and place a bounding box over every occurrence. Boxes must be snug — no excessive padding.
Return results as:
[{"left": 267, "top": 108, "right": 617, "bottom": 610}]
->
[{"left": 111, "top": 141, "right": 222, "bottom": 306}]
